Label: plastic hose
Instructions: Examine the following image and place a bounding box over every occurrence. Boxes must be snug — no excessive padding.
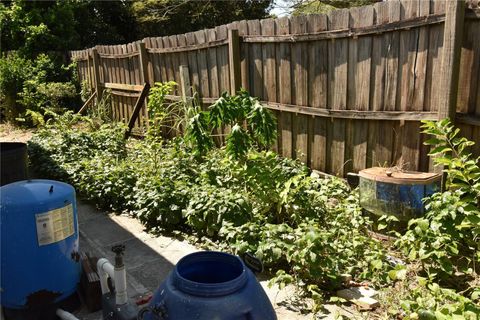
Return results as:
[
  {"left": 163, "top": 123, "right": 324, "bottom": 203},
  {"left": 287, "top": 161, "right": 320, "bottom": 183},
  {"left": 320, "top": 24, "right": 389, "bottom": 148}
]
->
[
  {"left": 137, "top": 303, "right": 167, "bottom": 320},
  {"left": 56, "top": 309, "right": 80, "bottom": 320}
]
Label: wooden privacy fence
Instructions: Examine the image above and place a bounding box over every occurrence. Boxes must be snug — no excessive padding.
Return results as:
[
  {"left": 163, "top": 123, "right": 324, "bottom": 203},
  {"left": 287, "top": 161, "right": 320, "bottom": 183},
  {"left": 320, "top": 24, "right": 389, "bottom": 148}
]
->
[{"left": 71, "top": 0, "right": 480, "bottom": 177}]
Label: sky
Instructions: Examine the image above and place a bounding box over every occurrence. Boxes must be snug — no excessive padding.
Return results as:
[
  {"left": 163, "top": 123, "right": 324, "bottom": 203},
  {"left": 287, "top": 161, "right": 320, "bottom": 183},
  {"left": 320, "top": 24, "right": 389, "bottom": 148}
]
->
[{"left": 269, "top": 0, "right": 294, "bottom": 17}]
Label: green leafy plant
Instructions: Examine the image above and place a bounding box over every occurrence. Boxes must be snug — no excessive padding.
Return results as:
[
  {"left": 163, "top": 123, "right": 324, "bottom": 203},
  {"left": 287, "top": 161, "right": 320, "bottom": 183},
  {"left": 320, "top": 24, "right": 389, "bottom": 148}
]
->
[
  {"left": 396, "top": 118, "right": 479, "bottom": 291},
  {"left": 20, "top": 81, "right": 77, "bottom": 112},
  {"left": 184, "top": 89, "right": 277, "bottom": 159},
  {"left": 146, "top": 81, "right": 176, "bottom": 137},
  {"left": 225, "top": 124, "right": 251, "bottom": 159},
  {"left": 247, "top": 98, "right": 277, "bottom": 149},
  {"left": 0, "top": 52, "right": 32, "bottom": 120},
  {"left": 80, "top": 80, "right": 93, "bottom": 102},
  {"left": 183, "top": 186, "right": 252, "bottom": 237},
  {"left": 133, "top": 174, "right": 188, "bottom": 231},
  {"left": 379, "top": 275, "right": 480, "bottom": 320},
  {"left": 87, "top": 89, "right": 112, "bottom": 126},
  {"left": 423, "top": 118, "right": 480, "bottom": 204},
  {"left": 0, "top": 52, "right": 79, "bottom": 125},
  {"left": 184, "top": 111, "right": 214, "bottom": 156},
  {"left": 22, "top": 109, "right": 46, "bottom": 127},
  {"left": 146, "top": 81, "right": 200, "bottom": 140}
]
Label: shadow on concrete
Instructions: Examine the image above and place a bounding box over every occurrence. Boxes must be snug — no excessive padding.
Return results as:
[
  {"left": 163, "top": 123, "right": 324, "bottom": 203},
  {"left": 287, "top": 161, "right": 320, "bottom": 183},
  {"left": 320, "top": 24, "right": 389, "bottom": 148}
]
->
[{"left": 77, "top": 200, "right": 176, "bottom": 296}]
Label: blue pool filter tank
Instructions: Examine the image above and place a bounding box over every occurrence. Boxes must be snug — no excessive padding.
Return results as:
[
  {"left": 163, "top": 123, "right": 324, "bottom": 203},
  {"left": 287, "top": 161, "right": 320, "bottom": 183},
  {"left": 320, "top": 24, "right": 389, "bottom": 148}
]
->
[
  {"left": 141, "top": 251, "right": 277, "bottom": 320},
  {"left": 0, "top": 180, "right": 81, "bottom": 319}
]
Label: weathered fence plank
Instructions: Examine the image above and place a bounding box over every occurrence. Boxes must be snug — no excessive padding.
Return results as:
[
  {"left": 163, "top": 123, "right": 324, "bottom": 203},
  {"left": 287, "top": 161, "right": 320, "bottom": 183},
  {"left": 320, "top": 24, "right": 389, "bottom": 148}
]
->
[
  {"left": 218, "top": 24, "right": 231, "bottom": 137},
  {"left": 307, "top": 14, "right": 328, "bottom": 171},
  {"left": 126, "top": 83, "right": 150, "bottom": 139},
  {"left": 277, "top": 17, "right": 292, "bottom": 159},
  {"left": 206, "top": 28, "right": 223, "bottom": 145},
  {"left": 291, "top": 15, "right": 309, "bottom": 163},
  {"left": 350, "top": 5, "right": 374, "bottom": 173},
  {"left": 228, "top": 29, "right": 241, "bottom": 94},
  {"left": 328, "top": 8, "right": 349, "bottom": 176},
  {"left": 439, "top": 0, "right": 466, "bottom": 120},
  {"left": 92, "top": 49, "right": 101, "bottom": 104},
  {"left": 238, "top": 20, "right": 250, "bottom": 91},
  {"left": 400, "top": 0, "right": 422, "bottom": 171},
  {"left": 195, "top": 30, "right": 210, "bottom": 98},
  {"left": 248, "top": 20, "right": 263, "bottom": 99},
  {"left": 260, "top": 18, "right": 278, "bottom": 151}
]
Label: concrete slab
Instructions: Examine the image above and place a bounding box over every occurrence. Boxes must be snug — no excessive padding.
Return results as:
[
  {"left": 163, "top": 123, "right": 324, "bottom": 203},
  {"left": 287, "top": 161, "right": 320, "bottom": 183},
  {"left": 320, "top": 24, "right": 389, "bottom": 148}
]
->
[
  {"left": 109, "top": 237, "right": 171, "bottom": 270},
  {"left": 77, "top": 201, "right": 106, "bottom": 224},
  {"left": 80, "top": 215, "right": 136, "bottom": 248},
  {"left": 76, "top": 200, "right": 356, "bottom": 320},
  {"left": 128, "top": 258, "right": 172, "bottom": 293}
]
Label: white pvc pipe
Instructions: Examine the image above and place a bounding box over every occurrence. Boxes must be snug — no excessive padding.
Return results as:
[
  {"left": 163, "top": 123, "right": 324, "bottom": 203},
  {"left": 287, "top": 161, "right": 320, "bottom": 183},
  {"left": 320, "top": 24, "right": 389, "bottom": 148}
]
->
[
  {"left": 114, "top": 264, "right": 128, "bottom": 305},
  {"left": 97, "top": 258, "right": 115, "bottom": 295},
  {"left": 97, "top": 257, "right": 128, "bottom": 305},
  {"left": 56, "top": 308, "right": 80, "bottom": 320}
]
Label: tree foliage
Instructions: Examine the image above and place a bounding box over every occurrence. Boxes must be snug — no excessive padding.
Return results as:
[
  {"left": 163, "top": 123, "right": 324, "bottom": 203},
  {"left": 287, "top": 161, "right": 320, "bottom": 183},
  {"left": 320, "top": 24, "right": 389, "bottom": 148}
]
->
[
  {"left": 131, "top": 0, "right": 272, "bottom": 38},
  {"left": 0, "top": 0, "right": 138, "bottom": 54},
  {"left": 0, "top": 0, "right": 272, "bottom": 124},
  {"left": 72, "top": 1, "right": 137, "bottom": 48},
  {"left": 1, "top": 0, "right": 272, "bottom": 54},
  {"left": 1, "top": 0, "right": 77, "bottom": 57},
  {"left": 0, "top": 52, "right": 78, "bottom": 122},
  {"left": 290, "top": 0, "right": 381, "bottom": 15}
]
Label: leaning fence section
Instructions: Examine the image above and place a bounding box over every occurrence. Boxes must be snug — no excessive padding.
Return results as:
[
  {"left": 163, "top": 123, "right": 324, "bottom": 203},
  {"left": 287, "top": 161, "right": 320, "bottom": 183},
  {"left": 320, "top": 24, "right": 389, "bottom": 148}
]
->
[{"left": 70, "top": 0, "right": 480, "bottom": 176}]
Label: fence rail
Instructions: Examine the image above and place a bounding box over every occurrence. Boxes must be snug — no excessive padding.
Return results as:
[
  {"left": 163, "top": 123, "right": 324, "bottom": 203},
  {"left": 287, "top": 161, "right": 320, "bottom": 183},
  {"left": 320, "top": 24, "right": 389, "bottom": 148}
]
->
[{"left": 70, "top": 0, "right": 480, "bottom": 176}]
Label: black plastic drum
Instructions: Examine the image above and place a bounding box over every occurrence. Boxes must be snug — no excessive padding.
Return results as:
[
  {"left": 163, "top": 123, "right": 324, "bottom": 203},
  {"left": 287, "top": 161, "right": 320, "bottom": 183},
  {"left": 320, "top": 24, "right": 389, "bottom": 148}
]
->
[{"left": 1, "top": 142, "right": 28, "bottom": 186}]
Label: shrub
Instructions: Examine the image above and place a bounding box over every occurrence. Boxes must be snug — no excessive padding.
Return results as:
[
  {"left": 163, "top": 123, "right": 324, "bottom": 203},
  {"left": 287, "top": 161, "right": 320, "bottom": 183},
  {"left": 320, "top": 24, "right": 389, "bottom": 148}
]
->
[
  {"left": 396, "top": 119, "right": 479, "bottom": 287},
  {"left": 76, "top": 155, "right": 136, "bottom": 212},
  {"left": 185, "top": 89, "right": 277, "bottom": 159},
  {"left": 133, "top": 174, "right": 189, "bottom": 231},
  {"left": 0, "top": 52, "right": 79, "bottom": 125},
  {"left": 28, "top": 112, "right": 127, "bottom": 184},
  {"left": 183, "top": 185, "right": 252, "bottom": 237},
  {"left": 0, "top": 52, "right": 32, "bottom": 121},
  {"left": 379, "top": 276, "right": 480, "bottom": 320},
  {"left": 20, "top": 81, "right": 77, "bottom": 113}
]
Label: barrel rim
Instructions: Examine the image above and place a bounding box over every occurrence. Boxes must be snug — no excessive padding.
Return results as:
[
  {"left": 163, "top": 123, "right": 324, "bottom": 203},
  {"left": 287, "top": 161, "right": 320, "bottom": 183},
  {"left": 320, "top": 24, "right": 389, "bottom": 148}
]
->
[
  {"left": 0, "top": 179, "right": 75, "bottom": 190},
  {"left": 0, "top": 141, "right": 27, "bottom": 151},
  {"left": 173, "top": 251, "right": 247, "bottom": 297}
]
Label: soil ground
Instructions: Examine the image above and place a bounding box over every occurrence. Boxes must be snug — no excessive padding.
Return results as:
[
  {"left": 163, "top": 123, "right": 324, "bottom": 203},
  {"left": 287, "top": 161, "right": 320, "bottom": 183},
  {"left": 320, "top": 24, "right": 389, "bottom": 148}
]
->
[{"left": 0, "top": 123, "right": 34, "bottom": 143}]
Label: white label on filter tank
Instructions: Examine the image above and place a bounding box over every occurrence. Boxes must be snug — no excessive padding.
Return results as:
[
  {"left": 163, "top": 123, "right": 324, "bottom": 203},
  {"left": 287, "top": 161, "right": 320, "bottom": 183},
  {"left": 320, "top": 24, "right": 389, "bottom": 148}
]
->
[{"left": 36, "top": 204, "right": 74, "bottom": 246}]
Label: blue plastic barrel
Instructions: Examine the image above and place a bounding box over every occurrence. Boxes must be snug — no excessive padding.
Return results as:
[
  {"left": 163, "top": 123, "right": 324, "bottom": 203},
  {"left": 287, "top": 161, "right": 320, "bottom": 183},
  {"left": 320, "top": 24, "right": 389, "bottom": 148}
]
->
[
  {"left": 143, "top": 251, "right": 277, "bottom": 320},
  {"left": 0, "top": 180, "right": 80, "bottom": 310}
]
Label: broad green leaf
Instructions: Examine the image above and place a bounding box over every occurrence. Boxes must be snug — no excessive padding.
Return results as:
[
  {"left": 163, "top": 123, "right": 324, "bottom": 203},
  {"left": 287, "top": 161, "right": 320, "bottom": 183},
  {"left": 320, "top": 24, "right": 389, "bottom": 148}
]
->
[
  {"left": 378, "top": 222, "right": 387, "bottom": 231},
  {"left": 371, "top": 259, "right": 383, "bottom": 270},
  {"left": 430, "top": 146, "right": 452, "bottom": 155}
]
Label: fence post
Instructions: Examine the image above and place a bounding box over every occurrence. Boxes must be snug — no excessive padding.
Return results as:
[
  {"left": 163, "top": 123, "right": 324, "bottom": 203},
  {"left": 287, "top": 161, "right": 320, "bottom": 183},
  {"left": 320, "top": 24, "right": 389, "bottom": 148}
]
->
[
  {"left": 92, "top": 48, "right": 102, "bottom": 104},
  {"left": 138, "top": 42, "right": 150, "bottom": 85},
  {"left": 228, "top": 29, "right": 241, "bottom": 95},
  {"left": 438, "top": 0, "right": 465, "bottom": 122},
  {"left": 86, "top": 50, "right": 93, "bottom": 91}
]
